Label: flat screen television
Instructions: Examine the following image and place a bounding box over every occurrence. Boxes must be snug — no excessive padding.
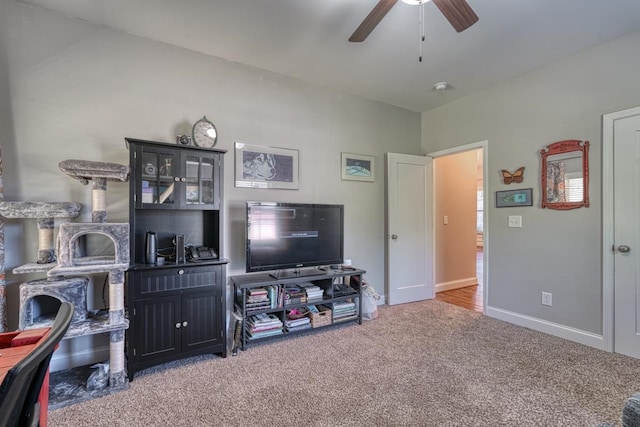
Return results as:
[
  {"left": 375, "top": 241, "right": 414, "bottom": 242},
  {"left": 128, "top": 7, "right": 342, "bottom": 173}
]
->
[{"left": 246, "top": 201, "right": 344, "bottom": 278}]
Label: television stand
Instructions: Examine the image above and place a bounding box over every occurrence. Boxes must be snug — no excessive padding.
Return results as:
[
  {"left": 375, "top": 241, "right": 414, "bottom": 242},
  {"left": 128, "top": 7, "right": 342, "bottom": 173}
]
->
[
  {"left": 232, "top": 267, "right": 366, "bottom": 351},
  {"left": 269, "top": 267, "right": 327, "bottom": 279}
]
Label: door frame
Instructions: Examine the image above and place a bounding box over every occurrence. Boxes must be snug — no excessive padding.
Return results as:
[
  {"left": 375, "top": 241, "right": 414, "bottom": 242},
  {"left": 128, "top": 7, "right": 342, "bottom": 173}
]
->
[
  {"left": 428, "top": 140, "right": 489, "bottom": 314},
  {"left": 602, "top": 105, "right": 640, "bottom": 352}
]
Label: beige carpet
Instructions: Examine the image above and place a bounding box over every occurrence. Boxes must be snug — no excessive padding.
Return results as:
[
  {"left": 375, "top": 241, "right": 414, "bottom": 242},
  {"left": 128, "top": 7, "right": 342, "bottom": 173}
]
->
[{"left": 49, "top": 300, "right": 639, "bottom": 426}]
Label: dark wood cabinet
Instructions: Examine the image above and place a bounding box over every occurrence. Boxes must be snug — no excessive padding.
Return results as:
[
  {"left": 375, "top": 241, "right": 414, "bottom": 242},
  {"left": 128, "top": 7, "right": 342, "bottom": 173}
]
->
[
  {"left": 125, "top": 138, "right": 227, "bottom": 381},
  {"left": 133, "top": 295, "right": 181, "bottom": 363},
  {"left": 182, "top": 289, "right": 223, "bottom": 351},
  {"left": 131, "top": 277, "right": 224, "bottom": 368},
  {"left": 129, "top": 138, "right": 221, "bottom": 210}
]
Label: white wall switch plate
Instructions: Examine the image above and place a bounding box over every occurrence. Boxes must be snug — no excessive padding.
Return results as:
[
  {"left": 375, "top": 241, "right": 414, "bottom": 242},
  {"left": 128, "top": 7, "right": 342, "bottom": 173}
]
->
[
  {"left": 443, "top": 215, "right": 449, "bottom": 225},
  {"left": 508, "top": 215, "right": 522, "bottom": 228},
  {"left": 542, "top": 291, "right": 553, "bottom": 306}
]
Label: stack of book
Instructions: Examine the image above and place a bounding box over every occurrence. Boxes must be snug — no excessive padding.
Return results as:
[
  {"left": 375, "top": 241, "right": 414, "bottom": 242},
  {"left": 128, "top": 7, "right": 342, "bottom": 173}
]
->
[
  {"left": 284, "top": 316, "right": 311, "bottom": 333},
  {"left": 283, "top": 285, "right": 307, "bottom": 306},
  {"left": 333, "top": 301, "right": 357, "bottom": 320},
  {"left": 265, "top": 285, "right": 282, "bottom": 309},
  {"left": 298, "top": 282, "right": 324, "bottom": 301},
  {"left": 247, "top": 313, "right": 283, "bottom": 339},
  {"left": 284, "top": 307, "right": 311, "bottom": 332},
  {"left": 246, "top": 288, "right": 271, "bottom": 312}
]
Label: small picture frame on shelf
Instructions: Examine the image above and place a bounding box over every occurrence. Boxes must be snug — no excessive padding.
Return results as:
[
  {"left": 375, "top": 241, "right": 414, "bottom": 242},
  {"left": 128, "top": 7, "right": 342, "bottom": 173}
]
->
[{"left": 496, "top": 188, "right": 533, "bottom": 208}]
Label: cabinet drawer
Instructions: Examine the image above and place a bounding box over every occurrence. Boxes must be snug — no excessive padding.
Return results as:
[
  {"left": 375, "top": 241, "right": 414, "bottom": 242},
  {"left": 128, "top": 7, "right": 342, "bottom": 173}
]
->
[{"left": 132, "top": 266, "right": 220, "bottom": 297}]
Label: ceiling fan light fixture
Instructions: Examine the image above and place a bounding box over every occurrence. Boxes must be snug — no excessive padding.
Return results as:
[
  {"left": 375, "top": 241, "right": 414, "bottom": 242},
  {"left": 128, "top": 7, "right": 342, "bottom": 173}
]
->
[{"left": 349, "top": 0, "right": 477, "bottom": 43}]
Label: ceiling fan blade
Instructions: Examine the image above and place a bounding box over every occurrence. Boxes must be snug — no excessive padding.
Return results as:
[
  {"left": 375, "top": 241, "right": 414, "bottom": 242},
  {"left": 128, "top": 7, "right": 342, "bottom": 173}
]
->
[
  {"left": 349, "top": 0, "right": 399, "bottom": 42},
  {"left": 432, "top": 0, "right": 478, "bottom": 33}
]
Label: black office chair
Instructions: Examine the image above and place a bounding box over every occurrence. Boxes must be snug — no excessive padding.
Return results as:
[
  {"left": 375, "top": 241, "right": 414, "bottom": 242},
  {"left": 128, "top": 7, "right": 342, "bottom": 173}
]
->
[{"left": 0, "top": 302, "right": 74, "bottom": 427}]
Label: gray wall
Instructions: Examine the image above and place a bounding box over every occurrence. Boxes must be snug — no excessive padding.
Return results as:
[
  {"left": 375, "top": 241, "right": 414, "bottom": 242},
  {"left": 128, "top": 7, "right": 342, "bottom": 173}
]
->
[
  {"left": 0, "top": 0, "right": 420, "bottom": 345},
  {"left": 422, "top": 30, "right": 640, "bottom": 335}
]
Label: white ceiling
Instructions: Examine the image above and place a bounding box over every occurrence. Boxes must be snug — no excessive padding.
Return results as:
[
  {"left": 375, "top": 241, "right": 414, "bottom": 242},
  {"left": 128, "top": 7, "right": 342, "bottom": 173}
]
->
[{"left": 18, "top": 0, "right": 640, "bottom": 112}]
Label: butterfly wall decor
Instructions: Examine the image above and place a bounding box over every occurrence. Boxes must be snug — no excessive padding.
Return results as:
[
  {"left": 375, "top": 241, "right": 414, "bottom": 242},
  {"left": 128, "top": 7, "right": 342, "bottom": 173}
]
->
[{"left": 501, "top": 167, "right": 525, "bottom": 184}]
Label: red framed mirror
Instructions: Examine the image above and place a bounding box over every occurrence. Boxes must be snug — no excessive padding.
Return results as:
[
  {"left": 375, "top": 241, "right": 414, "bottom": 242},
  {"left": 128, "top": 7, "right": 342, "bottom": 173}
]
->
[{"left": 540, "top": 139, "right": 590, "bottom": 210}]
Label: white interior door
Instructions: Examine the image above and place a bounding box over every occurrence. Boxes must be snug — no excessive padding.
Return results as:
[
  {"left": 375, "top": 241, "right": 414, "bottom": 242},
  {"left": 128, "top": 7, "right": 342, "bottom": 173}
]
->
[
  {"left": 386, "top": 153, "right": 433, "bottom": 305},
  {"left": 613, "top": 112, "right": 640, "bottom": 358}
]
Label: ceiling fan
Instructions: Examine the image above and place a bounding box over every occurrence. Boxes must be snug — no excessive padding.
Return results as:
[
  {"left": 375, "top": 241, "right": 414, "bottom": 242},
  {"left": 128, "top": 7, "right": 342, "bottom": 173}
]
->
[{"left": 349, "top": 0, "right": 478, "bottom": 42}]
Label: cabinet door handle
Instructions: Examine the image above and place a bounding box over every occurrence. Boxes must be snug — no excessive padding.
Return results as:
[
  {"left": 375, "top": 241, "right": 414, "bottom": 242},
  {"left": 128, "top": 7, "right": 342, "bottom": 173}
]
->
[
  {"left": 175, "top": 322, "right": 181, "bottom": 329},
  {"left": 182, "top": 321, "right": 188, "bottom": 327},
  {"left": 174, "top": 176, "right": 180, "bottom": 182},
  {"left": 181, "top": 177, "right": 186, "bottom": 182},
  {"left": 178, "top": 269, "right": 184, "bottom": 275}
]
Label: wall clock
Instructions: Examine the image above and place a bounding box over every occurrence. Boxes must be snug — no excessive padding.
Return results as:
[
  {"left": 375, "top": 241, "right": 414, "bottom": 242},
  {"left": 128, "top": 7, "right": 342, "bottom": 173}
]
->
[{"left": 192, "top": 116, "right": 218, "bottom": 148}]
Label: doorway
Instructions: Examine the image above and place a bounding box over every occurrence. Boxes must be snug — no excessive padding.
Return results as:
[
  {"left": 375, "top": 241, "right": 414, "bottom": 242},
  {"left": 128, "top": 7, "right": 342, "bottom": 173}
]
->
[{"left": 430, "top": 142, "right": 487, "bottom": 313}]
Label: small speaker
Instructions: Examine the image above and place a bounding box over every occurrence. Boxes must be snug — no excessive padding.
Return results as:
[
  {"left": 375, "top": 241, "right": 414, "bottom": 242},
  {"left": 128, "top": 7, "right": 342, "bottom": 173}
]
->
[
  {"left": 175, "top": 234, "right": 185, "bottom": 264},
  {"left": 145, "top": 231, "right": 157, "bottom": 265}
]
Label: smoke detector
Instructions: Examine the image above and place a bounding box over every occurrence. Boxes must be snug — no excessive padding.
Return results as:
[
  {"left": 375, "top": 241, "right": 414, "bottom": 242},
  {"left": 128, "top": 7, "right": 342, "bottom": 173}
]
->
[{"left": 434, "top": 82, "right": 450, "bottom": 91}]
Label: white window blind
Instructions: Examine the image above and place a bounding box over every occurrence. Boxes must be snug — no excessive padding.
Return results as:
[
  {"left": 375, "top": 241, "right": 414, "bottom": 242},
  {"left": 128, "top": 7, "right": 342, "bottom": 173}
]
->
[
  {"left": 476, "top": 190, "right": 483, "bottom": 232},
  {"left": 566, "top": 177, "right": 584, "bottom": 202}
]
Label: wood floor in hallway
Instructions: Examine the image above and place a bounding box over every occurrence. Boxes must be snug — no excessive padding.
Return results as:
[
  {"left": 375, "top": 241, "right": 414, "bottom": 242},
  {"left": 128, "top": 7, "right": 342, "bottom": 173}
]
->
[{"left": 435, "top": 250, "right": 483, "bottom": 313}]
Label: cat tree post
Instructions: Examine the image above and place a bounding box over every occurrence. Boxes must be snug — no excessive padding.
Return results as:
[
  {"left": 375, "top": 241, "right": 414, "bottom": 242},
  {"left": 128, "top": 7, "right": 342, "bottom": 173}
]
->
[{"left": 92, "top": 177, "right": 107, "bottom": 223}]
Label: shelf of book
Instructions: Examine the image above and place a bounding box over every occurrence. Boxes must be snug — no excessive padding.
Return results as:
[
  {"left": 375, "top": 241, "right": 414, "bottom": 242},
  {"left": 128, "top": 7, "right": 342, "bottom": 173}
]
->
[{"left": 231, "top": 268, "right": 365, "bottom": 351}]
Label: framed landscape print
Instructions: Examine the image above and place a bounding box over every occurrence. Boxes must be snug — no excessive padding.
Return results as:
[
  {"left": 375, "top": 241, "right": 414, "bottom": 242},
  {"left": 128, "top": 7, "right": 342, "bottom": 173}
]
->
[
  {"left": 341, "top": 153, "right": 375, "bottom": 182},
  {"left": 495, "top": 188, "right": 533, "bottom": 208},
  {"left": 235, "top": 143, "right": 299, "bottom": 189}
]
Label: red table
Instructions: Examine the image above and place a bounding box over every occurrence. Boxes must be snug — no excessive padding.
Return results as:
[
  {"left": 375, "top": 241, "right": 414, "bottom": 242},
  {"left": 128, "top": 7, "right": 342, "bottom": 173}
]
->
[{"left": 0, "top": 328, "right": 52, "bottom": 427}]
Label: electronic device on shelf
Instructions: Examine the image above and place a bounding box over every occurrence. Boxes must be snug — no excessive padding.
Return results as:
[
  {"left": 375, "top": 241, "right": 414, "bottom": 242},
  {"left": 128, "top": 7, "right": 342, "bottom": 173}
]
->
[
  {"left": 187, "top": 245, "right": 218, "bottom": 261},
  {"left": 333, "top": 283, "right": 354, "bottom": 296},
  {"left": 175, "top": 234, "right": 185, "bottom": 263},
  {"left": 245, "top": 201, "right": 344, "bottom": 278}
]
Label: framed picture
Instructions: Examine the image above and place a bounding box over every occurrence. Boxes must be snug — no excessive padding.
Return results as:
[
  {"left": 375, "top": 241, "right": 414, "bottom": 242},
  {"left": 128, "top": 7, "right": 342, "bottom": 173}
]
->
[
  {"left": 235, "top": 143, "right": 299, "bottom": 189},
  {"left": 496, "top": 188, "right": 533, "bottom": 208},
  {"left": 341, "top": 153, "right": 375, "bottom": 182}
]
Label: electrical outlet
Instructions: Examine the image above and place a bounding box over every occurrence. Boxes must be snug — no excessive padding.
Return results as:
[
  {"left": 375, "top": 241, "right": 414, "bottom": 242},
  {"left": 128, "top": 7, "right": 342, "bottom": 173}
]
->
[{"left": 542, "top": 292, "right": 553, "bottom": 306}]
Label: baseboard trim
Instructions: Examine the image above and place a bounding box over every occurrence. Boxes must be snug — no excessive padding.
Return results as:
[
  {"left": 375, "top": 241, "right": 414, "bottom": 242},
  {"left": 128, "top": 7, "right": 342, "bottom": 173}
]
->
[
  {"left": 486, "top": 306, "right": 605, "bottom": 350},
  {"left": 436, "top": 277, "right": 477, "bottom": 293},
  {"left": 50, "top": 344, "right": 111, "bottom": 373}
]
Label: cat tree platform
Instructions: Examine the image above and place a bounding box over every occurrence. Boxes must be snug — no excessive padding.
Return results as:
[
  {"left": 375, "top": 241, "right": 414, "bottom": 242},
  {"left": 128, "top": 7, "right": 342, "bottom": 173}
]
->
[{"left": 0, "top": 201, "right": 82, "bottom": 274}]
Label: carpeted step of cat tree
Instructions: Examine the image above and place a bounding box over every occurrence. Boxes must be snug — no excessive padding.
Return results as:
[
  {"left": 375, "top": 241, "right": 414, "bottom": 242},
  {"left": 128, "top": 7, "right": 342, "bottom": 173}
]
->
[
  {"left": 0, "top": 201, "right": 82, "bottom": 272},
  {"left": 59, "top": 159, "right": 129, "bottom": 185},
  {"left": 0, "top": 201, "right": 81, "bottom": 219}
]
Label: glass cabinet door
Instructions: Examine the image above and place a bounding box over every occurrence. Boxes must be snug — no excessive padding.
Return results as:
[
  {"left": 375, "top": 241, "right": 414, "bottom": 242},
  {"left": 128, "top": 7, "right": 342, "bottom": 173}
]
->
[
  {"left": 185, "top": 155, "right": 216, "bottom": 206},
  {"left": 141, "top": 151, "right": 177, "bottom": 207}
]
